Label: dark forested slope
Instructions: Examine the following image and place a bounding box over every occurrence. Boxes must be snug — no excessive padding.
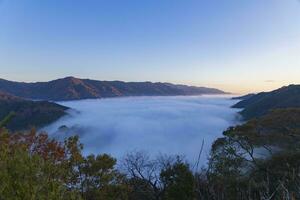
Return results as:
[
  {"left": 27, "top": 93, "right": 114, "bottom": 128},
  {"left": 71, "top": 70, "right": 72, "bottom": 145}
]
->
[
  {"left": 232, "top": 85, "right": 300, "bottom": 120},
  {"left": 0, "top": 91, "right": 68, "bottom": 130}
]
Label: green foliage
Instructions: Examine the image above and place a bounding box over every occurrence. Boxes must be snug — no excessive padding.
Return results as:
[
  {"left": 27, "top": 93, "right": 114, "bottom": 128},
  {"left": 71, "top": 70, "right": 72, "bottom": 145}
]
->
[
  {"left": 160, "top": 158, "right": 195, "bottom": 200},
  {"left": 0, "top": 129, "right": 129, "bottom": 200},
  {"left": 122, "top": 152, "right": 196, "bottom": 200},
  {"left": 0, "top": 129, "right": 81, "bottom": 200},
  {"left": 80, "top": 154, "right": 129, "bottom": 200},
  {"left": 206, "top": 108, "right": 300, "bottom": 200}
]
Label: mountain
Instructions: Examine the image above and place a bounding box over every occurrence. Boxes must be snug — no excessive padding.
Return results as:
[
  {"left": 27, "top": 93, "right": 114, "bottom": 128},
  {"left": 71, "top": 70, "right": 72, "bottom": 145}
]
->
[
  {"left": 0, "top": 91, "right": 68, "bottom": 131},
  {"left": 231, "top": 93, "right": 256, "bottom": 100},
  {"left": 232, "top": 85, "right": 300, "bottom": 120},
  {"left": 0, "top": 77, "right": 226, "bottom": 101}
]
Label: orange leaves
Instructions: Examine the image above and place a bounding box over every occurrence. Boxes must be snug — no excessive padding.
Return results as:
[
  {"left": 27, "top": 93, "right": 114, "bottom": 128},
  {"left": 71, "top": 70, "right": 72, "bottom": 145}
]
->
[{"left": 0, "top": 128, "right": 66, "bottom": 163}]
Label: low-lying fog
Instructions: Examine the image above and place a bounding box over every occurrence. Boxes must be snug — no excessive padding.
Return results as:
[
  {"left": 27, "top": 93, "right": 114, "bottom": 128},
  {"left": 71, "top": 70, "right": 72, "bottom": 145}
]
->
[{"left": 43, "top": 96, "right": 240, "bottom": 166}]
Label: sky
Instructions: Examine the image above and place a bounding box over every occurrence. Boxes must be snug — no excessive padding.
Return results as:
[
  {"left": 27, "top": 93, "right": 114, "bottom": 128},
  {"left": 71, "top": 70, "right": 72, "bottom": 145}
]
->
[{"left": 0, "top": 0, "right": 300, "bottom": 94}]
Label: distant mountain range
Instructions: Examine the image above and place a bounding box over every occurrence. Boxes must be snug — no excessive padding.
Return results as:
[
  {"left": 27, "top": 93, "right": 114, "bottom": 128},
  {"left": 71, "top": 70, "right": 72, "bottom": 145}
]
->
[
  {"left": 0, "top": 77, "right": 226, "bottom": 101},
  {"left": 233, "top": 85, "right": 300, "bottom": 120},
  {"left": 0, "top": 91, "right": 68, "bottom": 131}
]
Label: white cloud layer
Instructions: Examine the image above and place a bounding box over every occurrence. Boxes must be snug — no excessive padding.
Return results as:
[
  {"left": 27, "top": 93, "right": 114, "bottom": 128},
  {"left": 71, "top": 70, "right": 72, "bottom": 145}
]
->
[{"left": 43, "top": 96, "right": 240, "bottom": 166}]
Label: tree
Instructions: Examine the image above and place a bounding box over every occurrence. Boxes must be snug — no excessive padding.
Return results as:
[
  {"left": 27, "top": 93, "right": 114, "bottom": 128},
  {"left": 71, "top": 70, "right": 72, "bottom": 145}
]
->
[
  {"left": 121, "top": 151, "right": 195, "bottom": 200},
  {"left": 160, "top": 157, "right": 195, "bottom": 200},
  {"left": 0, "top": 128, "right": 130, "bottom": 200},
  {"left": 0, "top": 128, "right": 81, "bottom": 200},
  {"left": 205, "top": 109, "right": 300, "bottom": 200},
  {"left": 81, "top": 154, "right": 129, "bottom": 200}
]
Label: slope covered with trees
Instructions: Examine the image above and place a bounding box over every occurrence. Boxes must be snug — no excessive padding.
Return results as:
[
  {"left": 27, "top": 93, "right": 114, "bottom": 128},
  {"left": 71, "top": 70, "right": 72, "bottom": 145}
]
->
[
  {"left": 232, "top": 85, "right": 300, "bottom": 120},
  {"left": 0, "top": 77, "right": 226, "bottom": 101},
  {"left": 205, "top": 108, "right": 300, "bottom": 199},
  {"left": 0, "top": 91, "right": 68, "bottom": 130}
]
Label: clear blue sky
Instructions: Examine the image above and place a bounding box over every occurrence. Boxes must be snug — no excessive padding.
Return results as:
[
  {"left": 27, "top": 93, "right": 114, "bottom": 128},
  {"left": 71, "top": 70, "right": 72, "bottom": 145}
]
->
[{"left": 0, "top": 0, "right": 300, "bottom": 93}]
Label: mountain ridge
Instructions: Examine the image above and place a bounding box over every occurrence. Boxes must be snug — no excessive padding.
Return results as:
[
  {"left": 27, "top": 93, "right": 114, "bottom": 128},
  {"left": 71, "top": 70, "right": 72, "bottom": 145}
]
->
[
  {"left": 0, "top": 77, "right": 227, "bottom": 101},
  {"left": 232, "top": 84, "right": 300, "bottom": 120}
]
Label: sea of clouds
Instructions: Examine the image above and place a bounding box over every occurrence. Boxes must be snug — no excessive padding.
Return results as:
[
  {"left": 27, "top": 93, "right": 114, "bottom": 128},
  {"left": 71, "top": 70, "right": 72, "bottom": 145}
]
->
[{"left": 42, "top": 95, "right": 240, "bottom": 166}]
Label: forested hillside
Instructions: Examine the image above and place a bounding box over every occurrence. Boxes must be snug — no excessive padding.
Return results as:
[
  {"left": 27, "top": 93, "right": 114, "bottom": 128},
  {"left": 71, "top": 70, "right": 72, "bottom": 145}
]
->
[
  {"left": 233, "top": 85, "right": 300, "bottom": 120},
  {"left": 0, "top": 91, "right": 68, "bottom": 130},
  {"left": 207, "top": 108, "right": 300, "bottom": 199},
  {"left": 0, "top": 77, "right": 226, "bottom": 101}
]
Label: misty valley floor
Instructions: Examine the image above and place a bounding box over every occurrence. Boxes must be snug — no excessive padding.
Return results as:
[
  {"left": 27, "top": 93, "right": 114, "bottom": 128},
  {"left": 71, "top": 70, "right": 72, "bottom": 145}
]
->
[{"left": 42, "top": 95, "right": 240, "bottom": 165}]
